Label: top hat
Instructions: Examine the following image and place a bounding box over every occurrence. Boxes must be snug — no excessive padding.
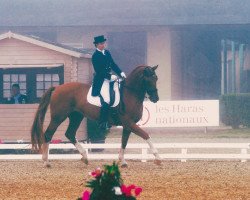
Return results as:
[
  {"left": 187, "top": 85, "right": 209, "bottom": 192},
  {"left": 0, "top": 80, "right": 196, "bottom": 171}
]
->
[{"left": 93, "top": 35, "right": 107, "bottom": 44}]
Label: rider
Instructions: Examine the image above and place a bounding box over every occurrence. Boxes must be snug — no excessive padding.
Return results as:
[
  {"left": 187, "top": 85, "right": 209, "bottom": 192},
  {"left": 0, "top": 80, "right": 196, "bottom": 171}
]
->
[{"left": 91, "top": 35, "right": 126, "bottom": 129}]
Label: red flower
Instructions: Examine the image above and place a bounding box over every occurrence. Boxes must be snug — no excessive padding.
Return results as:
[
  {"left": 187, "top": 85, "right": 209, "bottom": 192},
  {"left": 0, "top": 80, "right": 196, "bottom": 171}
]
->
[
  {"left": 121, "top": 185, "right": 127, "bottom": 193},
  {"left": 121, "top": 184, "right": 133, "bottom": 197},
  {"left": 121, "top": 185, "right": 129, "bottom": 196},
  {"left": 82, "top": 190, "right": 90, "bottom": 200},
  {"left": 121, "top": 184, "right": 143, "bottom": 197},
  {"left": 127, "top": 184, "right": 136, "bottom": 190},
  {"left": 135, "top": 187, "right": 142, "bottom": 196},
  {"left": 51, "top": 139, "right": 62, "bottom": 144},
  {"left": 90, "top": 167, "right": 102, "bottom": 178}
]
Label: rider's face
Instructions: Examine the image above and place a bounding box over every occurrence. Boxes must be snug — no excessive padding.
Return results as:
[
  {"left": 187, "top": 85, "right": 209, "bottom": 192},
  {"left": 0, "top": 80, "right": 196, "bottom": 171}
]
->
[
  {"left": 11, "top": 86, "right": 20, "bottom": 97},
  {"left": 96, "top": 42, "right": 106, "bottom": 51}
]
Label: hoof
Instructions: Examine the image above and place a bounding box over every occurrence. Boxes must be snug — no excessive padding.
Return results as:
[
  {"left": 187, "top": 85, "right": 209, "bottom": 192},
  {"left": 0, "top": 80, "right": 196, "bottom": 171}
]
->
[
  {"left": 118, "top": 158, "right": 128, "bottom": 168},
  {"left": 120, "top": 162, "right": 128, "bottom": 168},
  {"left": 154, "top": 159, "right": 162, "bottom": 166},
  {"left": 81, "top": 157, "right": 88, "bottom": 165},
  {"left": 42, "top": 157, "right": 48, "bottom": 162},
  {"left": 43, "top": 162, "right": 51, "bottom": 168},
  {"left": 121, "top": 163, "right": 128, "bottom": 168}
]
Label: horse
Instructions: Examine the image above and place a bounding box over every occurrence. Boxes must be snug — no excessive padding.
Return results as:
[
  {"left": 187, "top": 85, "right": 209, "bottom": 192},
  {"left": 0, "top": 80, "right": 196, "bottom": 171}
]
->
[{"left": 31, "top": 65, "right": 161, "bottom": 167}]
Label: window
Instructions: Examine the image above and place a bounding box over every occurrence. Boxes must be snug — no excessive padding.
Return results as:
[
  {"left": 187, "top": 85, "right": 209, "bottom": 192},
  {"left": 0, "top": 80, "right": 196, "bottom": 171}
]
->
[
  {"left": 0, "top": 66, "right": 64, "bottom": 103},
  {"left": 36, "top": 74, "right": 60, "bottom": 97},
  {"left": 221, "top": 39, "right": 250, "bottom": 94},
  {"left": 3, "top": 74, "right": 27, "bottom": 98}
]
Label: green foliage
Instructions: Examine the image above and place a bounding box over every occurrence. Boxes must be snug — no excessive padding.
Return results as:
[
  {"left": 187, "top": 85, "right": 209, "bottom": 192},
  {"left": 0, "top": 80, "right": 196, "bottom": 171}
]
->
[
  {"left": 220, "top": 93, "right": 250, "bottom": 128},
  {"left": 86, "top": 162, "right": 137, "bottom": 200}
]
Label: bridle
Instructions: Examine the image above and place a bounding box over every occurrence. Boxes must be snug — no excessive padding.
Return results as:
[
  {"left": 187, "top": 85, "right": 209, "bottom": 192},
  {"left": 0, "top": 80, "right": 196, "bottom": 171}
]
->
[
  {"left": 147, "top": 88, "right": 158, "bottom": 95},
  {"left": 123, "top": 84, "right": 138, "bottom": 93},
  {"left": 123, "top": 79, "right": 158, "bottom": 100}
]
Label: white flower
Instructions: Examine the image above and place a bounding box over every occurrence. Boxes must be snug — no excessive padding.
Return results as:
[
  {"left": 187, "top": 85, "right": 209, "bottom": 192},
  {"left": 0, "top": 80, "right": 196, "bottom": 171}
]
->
[{"left": 113, "top": 187, "right": 122, "bottom": 195}]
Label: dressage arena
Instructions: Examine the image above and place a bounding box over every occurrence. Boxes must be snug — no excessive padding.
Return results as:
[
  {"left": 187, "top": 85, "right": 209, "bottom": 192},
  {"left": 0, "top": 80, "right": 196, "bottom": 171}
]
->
[{"left": 0, "top": 160, "right": 249, "bottom": 199}]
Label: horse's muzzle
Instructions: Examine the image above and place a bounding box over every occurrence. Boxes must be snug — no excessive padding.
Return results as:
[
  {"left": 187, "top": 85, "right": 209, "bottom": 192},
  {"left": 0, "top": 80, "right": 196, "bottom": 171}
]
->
[
  {"left": 149, "top": 93, "right": 159, "bottom": 103},
  {"left": 150, "top": 96, "right": 159, "bottom": 103},
  {"left": 147, "top": 88, "right": 159, "bottom": 103}
]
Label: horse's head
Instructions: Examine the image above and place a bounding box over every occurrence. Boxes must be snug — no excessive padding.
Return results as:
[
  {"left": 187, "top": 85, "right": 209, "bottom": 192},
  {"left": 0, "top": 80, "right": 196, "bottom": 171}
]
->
[{"left": 143, "top": 65, "right": 159, "bottom": 103}]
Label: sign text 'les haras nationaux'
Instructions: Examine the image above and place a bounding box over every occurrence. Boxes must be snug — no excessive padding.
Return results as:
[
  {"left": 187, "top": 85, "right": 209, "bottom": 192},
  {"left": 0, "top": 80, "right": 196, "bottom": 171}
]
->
[{"left": 137, "top": 100, "right": 219, "bottom": 127}]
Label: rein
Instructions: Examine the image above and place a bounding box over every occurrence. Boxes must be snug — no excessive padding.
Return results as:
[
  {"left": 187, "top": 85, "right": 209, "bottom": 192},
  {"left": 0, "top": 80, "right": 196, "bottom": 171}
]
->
[
  {"left": 123, "top": 82, "right": 145, "bottom": 101},
  {"left": 123, "top": 84, "right": 139, "bottom": 93},
  {"left": 123, "top": 80, "right": 157, "bottom": 98}
]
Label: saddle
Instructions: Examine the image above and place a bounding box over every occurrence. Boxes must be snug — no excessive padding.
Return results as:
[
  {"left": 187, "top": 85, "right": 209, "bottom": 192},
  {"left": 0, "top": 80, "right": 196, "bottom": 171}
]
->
[{"left": 87, "top": 78, "right": 121, "bottom": 108}]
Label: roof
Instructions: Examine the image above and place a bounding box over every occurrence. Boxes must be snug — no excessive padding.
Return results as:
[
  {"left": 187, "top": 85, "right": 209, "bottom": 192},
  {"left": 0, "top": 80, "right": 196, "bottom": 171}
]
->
[
  {"left": 0, "top": 0, "right": 250, "bottom": 26},
  {"left": 0, "top": 31, "right": 91, "bottom": 58}
]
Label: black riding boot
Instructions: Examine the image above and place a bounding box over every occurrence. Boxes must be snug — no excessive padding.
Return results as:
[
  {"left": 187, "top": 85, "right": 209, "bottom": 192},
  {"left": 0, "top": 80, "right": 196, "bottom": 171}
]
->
[{"left": 99, "top": 102, "right": 110, "bottom": 130}]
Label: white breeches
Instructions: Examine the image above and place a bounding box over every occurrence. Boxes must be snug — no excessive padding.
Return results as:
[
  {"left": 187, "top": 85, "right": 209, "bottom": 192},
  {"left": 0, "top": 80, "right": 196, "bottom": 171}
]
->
[{"left": 100, "top": 79, "right": 110, "bottom": 104}]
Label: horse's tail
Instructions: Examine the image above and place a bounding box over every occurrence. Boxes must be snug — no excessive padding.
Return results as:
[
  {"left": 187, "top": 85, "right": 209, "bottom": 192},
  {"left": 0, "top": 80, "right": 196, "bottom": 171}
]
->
[{"left": 31, "top": 87, "right": 55, "bottom": 151}]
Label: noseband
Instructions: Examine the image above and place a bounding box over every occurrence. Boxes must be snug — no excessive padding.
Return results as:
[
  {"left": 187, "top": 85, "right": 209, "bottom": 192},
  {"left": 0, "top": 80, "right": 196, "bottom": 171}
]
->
[{"left": 147, "top": 88, "right": 158, "bottom": 95}]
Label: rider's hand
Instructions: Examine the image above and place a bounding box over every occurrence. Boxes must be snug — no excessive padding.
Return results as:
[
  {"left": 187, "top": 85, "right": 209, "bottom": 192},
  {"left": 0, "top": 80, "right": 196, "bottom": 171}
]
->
[
  {"left": 111, "top": 75, "right": 117, "bottom": 81},
  {"left": 120, "top": 72, "right": 126, "bottom": 79}
]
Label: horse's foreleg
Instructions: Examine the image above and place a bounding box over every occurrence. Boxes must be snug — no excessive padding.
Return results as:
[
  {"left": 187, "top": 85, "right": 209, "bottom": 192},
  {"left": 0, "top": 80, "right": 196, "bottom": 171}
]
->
[
  {"left": 75, "top": 141, "right": 88, "bottom": 164},
  {"left": 119, "top": 128, "right": 131, "bottom": 167},
  {"left": 129, "top": 123, "right": 162, "bottom": 165}
]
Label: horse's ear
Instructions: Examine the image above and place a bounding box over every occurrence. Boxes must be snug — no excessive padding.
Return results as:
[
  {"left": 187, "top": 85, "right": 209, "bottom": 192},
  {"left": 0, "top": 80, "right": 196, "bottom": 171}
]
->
[
  {"left": 144, "top": 67, "right": 152, "bottom": 77},
  {"left": 152, "top": 65, "right": 158, "bottom": 71}
]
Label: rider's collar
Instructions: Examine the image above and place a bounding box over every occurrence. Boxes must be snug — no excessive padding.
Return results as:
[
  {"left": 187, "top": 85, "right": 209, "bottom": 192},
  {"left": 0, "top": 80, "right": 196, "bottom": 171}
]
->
[{"left": 96, "top": 48, "right": 105, "bottom": 55}]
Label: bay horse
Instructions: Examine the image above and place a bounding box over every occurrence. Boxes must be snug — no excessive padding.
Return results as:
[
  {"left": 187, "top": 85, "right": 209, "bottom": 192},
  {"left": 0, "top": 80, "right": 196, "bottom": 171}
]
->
[{"left": 31, "top": 65, "right": 161, "bottom": 167}]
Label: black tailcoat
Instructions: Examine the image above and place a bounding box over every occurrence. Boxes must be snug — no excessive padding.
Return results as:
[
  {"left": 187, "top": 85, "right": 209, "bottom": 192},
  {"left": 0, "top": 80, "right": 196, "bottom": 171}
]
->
[{"left": 91, "top": 49, "right": 122, "bottom": 96}]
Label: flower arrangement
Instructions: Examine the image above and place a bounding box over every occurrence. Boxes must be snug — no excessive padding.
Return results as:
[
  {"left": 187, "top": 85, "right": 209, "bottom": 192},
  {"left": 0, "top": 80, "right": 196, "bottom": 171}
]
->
[{"left": 78, "top": 162, "right": 142, "bottom": 200}]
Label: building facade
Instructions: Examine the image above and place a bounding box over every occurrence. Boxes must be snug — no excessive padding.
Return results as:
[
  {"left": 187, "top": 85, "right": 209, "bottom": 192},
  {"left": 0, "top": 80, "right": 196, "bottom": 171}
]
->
[
  {"left": 1, "top": 0, "right": 250, "bottom": 140},
  {"left": 0, "top": 31, "right": 91, "bottom": 141}
]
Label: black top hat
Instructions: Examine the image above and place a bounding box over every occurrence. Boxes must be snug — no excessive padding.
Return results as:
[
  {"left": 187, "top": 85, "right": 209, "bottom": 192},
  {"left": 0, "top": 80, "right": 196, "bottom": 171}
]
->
[{"left": 93, "top": 35, "right": 107, "bottom": 44}]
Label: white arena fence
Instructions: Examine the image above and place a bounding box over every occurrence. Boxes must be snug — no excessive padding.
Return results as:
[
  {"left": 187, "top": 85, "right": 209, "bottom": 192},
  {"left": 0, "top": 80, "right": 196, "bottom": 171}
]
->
[{"left": 0, "top": 143, "right": 249, "bottom": 162}]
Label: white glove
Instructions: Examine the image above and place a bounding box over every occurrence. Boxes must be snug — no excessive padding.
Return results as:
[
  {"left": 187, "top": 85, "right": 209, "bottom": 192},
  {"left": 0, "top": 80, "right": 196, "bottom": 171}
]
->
[
  {"left": 111, "top": 75, "right": 117, "bottom": 81},
  {"left": 120, "top": 72, "right": 126, "bottom": 78}
]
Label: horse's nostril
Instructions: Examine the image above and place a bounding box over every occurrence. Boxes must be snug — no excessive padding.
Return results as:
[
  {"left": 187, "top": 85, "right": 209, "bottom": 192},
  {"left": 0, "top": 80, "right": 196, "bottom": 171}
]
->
[
  {"left": 149, "top": 95, "right": 159, "bottom": 103},
  {"left": 155, "top": 96, "right": 159, "bottom": 102}
]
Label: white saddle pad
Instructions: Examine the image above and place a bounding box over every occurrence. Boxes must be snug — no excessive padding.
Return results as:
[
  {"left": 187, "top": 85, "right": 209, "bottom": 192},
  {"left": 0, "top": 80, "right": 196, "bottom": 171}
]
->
[{"left": 87, "top": 79, "right": 120, "bottom": 107}]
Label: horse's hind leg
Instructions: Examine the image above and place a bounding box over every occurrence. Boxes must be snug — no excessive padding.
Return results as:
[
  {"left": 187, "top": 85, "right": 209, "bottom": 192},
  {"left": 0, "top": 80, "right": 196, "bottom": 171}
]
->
[
  {"left": 42, "top": 120, "right": 61, "bottom": 167},
  {"left": 119, "top": 128, "right": 131, "bottom": 167},
  {"left": 65, "top": 112, "right": 88, "bottom": 164}
]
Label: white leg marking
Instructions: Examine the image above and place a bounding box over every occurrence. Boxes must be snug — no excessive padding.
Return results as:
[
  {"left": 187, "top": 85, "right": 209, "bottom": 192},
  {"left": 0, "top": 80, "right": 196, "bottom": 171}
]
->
[
  {"left": 75, "top": 141, "right": 88, "bottom": 164},
  {"left": 119, "top": 148, "right": 128, "bottom": 167},
  {"left": 146, "top": 138, "right": 162, "bottom": 163},
  {"left": 42, "top": 143, "right": 51, "bottom": 168}
]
